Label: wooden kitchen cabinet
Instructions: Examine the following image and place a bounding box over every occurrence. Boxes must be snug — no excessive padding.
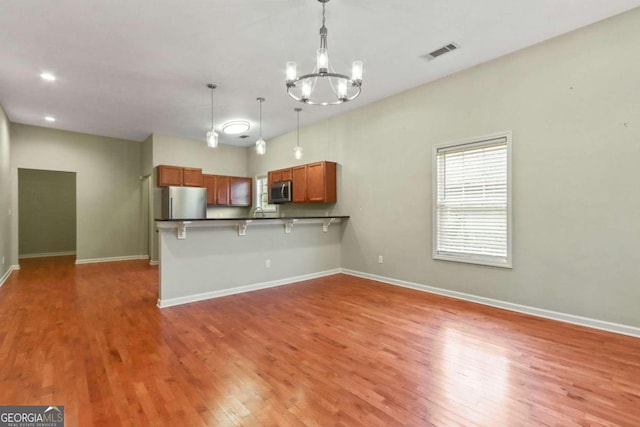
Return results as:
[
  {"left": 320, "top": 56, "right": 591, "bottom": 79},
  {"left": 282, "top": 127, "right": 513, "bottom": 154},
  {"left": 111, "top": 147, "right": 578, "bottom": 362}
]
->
[
  {"left": 215, "top": 175, "right": 230, "bottom": 205},
  {"left": 230, "top": 177, "right": 252, "bottom": 206},
  {"left": 268, "top": 168, "right": 292, "bottom": 186},
  {"left": 278, "top": 161, "right": 337, "bottom": 203},
  {"left": 182, "top": 167, "right": 203, "bottom": 187},
  {"left": 306, "top": 161, "right": 336, "bottom": 202},
  {"left": 292, "top": 166, "right": 307, "bottom": 203},
  {"left": 203, "top": 174, "right": 217, "bottom": 205},
  {"left": 157, "top": 165, "right": 183, "bottom": 187}
]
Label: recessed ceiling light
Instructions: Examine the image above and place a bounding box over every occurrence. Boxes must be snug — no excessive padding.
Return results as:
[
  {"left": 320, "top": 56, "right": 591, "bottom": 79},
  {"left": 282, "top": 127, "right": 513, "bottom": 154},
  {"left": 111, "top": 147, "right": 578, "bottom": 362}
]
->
[
  {"left": 222, "top": 121, "right": 250, "bottom": 135},
  {"left": 44, "top": 116, "right": 56, "bottom": 122},
  {"left": 40, "top": 72, "right": 56, "bottom": 81}
]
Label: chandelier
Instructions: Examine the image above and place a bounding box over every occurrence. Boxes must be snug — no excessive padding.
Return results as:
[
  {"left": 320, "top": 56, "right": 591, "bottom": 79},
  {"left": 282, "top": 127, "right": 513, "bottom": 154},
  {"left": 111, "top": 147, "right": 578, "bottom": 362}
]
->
[{"left": 286, "top": 0, "right": 363, "bottom": 106}]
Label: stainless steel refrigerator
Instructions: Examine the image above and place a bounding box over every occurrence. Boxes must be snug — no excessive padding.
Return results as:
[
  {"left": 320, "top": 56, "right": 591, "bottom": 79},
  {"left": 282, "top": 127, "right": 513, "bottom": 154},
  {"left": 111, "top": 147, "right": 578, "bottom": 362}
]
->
[{"left": 161, "top": 186, "right": 207, "bottom": 219}]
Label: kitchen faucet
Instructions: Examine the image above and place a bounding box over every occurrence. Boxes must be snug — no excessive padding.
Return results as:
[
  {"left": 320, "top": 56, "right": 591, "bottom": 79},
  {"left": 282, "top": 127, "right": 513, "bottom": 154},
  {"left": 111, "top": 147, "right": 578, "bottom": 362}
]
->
[{"left": 253, "top": 207, "right": 264, "bottom": 218}]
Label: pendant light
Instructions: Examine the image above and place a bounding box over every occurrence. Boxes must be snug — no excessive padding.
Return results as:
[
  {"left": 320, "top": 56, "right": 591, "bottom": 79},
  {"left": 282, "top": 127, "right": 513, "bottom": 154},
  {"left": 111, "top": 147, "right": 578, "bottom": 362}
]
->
[
  {"left": 294, "top": 108, "right": 303, "bottom": 160},
  {"left": 256, "top": 97, "right": 266, "bottom": 155},
  {"left": 206, "top": 84, "right": 219, "bottom": 148}
]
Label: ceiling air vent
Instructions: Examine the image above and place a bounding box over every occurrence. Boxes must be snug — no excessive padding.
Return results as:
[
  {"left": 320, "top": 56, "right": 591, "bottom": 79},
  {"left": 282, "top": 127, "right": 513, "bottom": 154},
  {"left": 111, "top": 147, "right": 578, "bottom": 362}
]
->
[{"left": 422, "top": 42, "right": 460, "bottom": 61}]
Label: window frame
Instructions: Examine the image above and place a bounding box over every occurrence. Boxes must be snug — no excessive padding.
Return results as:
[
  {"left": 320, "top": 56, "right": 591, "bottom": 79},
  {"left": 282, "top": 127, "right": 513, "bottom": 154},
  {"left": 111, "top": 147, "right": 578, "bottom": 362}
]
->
[
  {"left": 432, "top": 130, "right": 513, "bottom": 268},
  {"left": 255, "top": 175, "right": 278, "bottom": 213}
]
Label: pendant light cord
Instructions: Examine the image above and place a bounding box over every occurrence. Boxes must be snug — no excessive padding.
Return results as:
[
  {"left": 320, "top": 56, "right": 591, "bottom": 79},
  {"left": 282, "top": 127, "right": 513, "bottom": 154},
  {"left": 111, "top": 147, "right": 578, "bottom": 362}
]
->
[{"left": 210, "top": 88, "right": 214, "bottom": 131}]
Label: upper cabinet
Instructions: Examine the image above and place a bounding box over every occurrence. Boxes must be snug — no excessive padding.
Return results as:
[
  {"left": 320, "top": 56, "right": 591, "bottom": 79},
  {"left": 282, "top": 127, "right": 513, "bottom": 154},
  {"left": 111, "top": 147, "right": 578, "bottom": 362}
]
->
[
  {"left": 268, "top": 167, "right": 292, "bottom": 186},
  {"left": 202, "top": 174, "right": 217, "bottom": 205},
  {"left": 203, "top": 174, "right": 252, "bottom": 207},
  {"left": 182, "top": 167, "right": 203, "bottom": 187},
  {"left": 160, "top": 165, "right": 253, "bottom": 207},
  {"left": 270, "top": 161, "right": 337, "bottom": 204},
  {"left": 157, "top": 165, "right": 183, "bottom": 187},
  {"left": 304, "top": 161, "right": 336, "bottom": 203},
  {"left": 230, "top": 177, "right": 252, "bottom": 206}
]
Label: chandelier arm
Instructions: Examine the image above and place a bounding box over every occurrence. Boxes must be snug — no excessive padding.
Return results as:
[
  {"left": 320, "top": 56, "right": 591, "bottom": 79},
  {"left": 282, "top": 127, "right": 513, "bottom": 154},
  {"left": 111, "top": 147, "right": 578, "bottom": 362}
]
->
[
  {"left": 287, "top": 72, "right": 361, "bottom": 87},
  {"left": 286, "top": 86, "right": 361, "bottom": 106}
]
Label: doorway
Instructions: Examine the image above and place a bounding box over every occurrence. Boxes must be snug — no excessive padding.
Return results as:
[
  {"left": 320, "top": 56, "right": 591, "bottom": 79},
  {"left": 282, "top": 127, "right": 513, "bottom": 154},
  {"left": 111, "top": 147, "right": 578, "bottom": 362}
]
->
[{"left": 18, "top": 168, "right": 77, "bottom": 259}]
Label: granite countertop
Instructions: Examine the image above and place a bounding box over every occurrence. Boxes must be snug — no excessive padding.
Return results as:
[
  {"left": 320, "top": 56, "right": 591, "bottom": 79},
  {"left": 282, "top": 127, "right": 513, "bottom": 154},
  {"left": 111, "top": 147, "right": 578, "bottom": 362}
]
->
[{"left": 155, "top": 215, "right": 349, "bottom": 222}]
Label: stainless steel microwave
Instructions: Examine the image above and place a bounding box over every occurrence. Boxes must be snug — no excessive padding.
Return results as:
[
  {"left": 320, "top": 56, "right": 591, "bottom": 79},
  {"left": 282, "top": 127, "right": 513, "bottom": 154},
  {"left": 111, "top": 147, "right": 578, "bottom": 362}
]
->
[{"left": 270, "top": 180, "right": 292, "bottom": 204}]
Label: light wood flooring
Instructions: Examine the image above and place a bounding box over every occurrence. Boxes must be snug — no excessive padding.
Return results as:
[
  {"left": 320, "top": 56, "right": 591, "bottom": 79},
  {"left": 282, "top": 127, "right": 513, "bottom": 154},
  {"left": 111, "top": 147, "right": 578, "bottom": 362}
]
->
[{"left": 0, "top": 256, "right": 639, "bottom": 426}]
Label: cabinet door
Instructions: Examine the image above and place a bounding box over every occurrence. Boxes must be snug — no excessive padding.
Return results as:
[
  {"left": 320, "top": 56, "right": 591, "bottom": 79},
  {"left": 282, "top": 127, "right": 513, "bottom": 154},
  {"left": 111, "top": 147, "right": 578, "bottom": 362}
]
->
[
  {"left": 268, "top": 170, "right": 282, "bottom": 186},
  {"left": 292, "top": 166, "right": 307, "bottom": 203},
  {"left": 281, "top": 168, "right": 293, "bottom": 181},
  {"left": 183, "top": 167, "right": 203, "bottom": 187},
  {"left": 215, "top": 175, "right": 229, "bottom": 205},
  {"left": 203, "top": 174, "right": 217, "bottom": 205},
  {"left": 230, "top": 177, "right": 252, "bottom": 206},
  {"left": 306, "top": 162, "right": 326, "bottom": 202},
  {"left": 157, "top": 165, "right": 183, "bottom": 187}
]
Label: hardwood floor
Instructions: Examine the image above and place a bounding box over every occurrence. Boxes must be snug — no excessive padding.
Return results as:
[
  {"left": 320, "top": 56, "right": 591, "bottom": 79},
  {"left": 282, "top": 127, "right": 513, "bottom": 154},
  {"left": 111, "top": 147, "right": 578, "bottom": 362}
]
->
[{"left": 0, "top": 257, "right": 639, "bottom": 426}]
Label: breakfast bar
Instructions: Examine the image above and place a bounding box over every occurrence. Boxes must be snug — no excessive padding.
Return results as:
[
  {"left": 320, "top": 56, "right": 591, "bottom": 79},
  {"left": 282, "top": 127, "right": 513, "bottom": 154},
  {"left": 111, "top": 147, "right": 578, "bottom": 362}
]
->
[{"left": 155, "top": 216, "right": 349, "bottom": 308}]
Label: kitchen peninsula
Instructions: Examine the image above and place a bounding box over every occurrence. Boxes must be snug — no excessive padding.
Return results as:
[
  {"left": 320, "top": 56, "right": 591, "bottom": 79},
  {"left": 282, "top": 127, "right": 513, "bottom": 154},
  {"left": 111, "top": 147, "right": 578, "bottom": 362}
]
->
[{"left": 156, "top": 215, "right": 348, "bottom": 308}]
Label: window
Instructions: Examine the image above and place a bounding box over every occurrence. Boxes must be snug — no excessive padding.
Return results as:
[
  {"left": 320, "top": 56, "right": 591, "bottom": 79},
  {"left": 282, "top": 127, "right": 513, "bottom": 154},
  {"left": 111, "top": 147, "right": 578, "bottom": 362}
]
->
[
  {"left": 255, "top": 175, "right": 277, "bottom": 213},
  {"left": 432, "top": 131, "right": 512, "bottom": 268}
]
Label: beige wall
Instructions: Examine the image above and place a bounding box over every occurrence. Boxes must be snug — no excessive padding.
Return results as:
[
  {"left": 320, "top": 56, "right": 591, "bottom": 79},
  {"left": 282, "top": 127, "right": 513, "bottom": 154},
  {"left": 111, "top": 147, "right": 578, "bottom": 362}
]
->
[
  {"left": 249, "top": 9, "right": 640, "bottom": 327},
  {"left": 18, "top": 169, "right": 76, "bottom": 256},
  {"left": 10, "top": 124, "right": 145, "bottom": 262},
  {"left": 0, "top": 104, "right": 11, "bottom": 279}
]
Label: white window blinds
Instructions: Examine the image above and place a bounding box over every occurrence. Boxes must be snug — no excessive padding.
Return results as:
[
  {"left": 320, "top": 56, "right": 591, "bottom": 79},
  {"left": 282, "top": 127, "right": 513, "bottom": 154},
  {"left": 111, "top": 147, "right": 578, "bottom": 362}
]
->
[{"left": 433, "top": 133, "right": 511, "bottom": 267}]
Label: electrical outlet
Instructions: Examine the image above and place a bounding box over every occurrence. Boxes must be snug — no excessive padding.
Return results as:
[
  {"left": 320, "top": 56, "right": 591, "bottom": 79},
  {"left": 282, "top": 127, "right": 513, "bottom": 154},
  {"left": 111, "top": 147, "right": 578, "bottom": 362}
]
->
[
  {"left": 1, "top": 256, "right": 4, "bottom": 265},
  {"left": 266, "top": 259, "right": 271, "bottom": 268},
  {"left": 378, "top": 255, "right": 383, "bottom": 264}
]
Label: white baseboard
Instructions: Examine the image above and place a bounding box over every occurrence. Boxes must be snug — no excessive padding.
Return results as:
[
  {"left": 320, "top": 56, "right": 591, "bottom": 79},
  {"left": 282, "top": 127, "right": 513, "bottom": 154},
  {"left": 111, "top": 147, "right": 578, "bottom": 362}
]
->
[
  {"left": 157, "top": 268, "right": 341, "bottom": 308},
  {"left": 19, "top": 251, "right": 76, "bottom": 259},
  {"left": 0, "top": 265, "right": 21, "bottom": 288},
  {"left": 341, "top": 269, "right": 640, "bottom": 339},
  {"left": 75, "top": 255, "right": 149, "bottom": 265},
  {"left": 149, "top": 260, "right": 159, "bottom": 266}
]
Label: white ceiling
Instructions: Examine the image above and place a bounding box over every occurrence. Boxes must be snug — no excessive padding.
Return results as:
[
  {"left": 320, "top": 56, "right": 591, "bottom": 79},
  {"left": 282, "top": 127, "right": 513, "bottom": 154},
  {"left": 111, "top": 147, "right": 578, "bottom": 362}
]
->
[{"left": 1, "top": 0, "right": 639, "bottom": 147}]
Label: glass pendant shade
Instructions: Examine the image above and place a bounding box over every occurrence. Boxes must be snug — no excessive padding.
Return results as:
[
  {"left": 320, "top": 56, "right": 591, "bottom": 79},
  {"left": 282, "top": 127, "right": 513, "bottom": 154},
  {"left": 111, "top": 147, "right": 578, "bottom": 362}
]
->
[
  {"left": 301, "top": 80, "right": 312, "bottom": 101},
  {"left": 206, "top": 129, "right": 218, "bottom": 148},
  {"left": 256, "top": 138, "right": 266, "bottom": 155},
  {"left": 316, "top": 48, "right": 329, "bottom": 72},
  {"left": 294, "top": 145, "right": 303, "bottom": 160},
  {"left": 351, "top": 60, "right": 363, "bottom": 82},
  {"left": 337, "top": 78, "right": 348, "bottom": 100},
  {"left": 286, "top": 62, "right": 297, "bottom": 83}
]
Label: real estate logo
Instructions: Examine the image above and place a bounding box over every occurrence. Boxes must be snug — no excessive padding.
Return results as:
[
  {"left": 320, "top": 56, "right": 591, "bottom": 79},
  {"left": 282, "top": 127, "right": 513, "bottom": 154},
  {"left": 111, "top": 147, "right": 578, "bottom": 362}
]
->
[{"left": 0, "top": 406, "right": 64, "bottom": 427}]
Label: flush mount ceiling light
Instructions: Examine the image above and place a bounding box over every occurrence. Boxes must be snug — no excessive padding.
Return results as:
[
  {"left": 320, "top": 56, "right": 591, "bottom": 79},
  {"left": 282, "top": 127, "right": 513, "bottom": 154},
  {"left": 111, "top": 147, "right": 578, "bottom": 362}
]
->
[
  {"left": 255, "top": 97, "right": 266, "bottom": 155},
  {"left": 286, "top": 0, "right": 363, "bottom": 106},
  {"left": 293, "top": 108, "right": 303, "bottom": 160},
  {"left": 222, "top": 121, "right": 250, "bottom": 135},
  {"left": 206, "top": 83, "right": 219, "bottom": 148},
  {"left": 40, "top": 72, "right": 56, "bottom": 81},
  {"left": 44, "top": 116, "right": 56, "bottom": 122}
]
